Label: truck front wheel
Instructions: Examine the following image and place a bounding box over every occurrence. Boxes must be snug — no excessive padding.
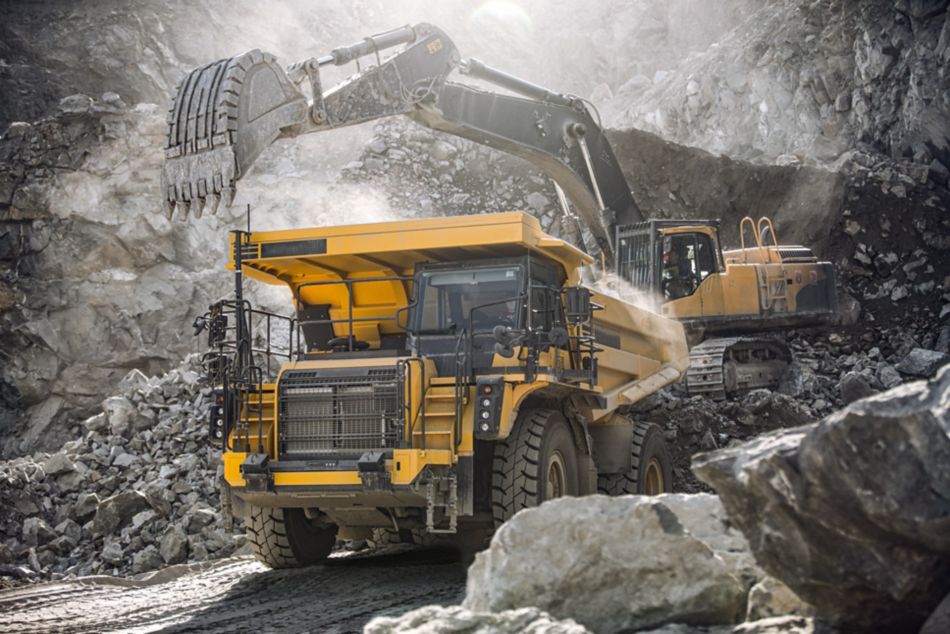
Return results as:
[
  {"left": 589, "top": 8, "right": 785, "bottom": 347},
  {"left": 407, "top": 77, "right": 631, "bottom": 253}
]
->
[
  {"left": 491, "top": 408, "right": 580, "bottom": 527},
  {"left": 246, "top": 506, "right": 337, "bottom": 568},
  {"left": 597, "top": 421, "right": 672, "bottom": 495}
]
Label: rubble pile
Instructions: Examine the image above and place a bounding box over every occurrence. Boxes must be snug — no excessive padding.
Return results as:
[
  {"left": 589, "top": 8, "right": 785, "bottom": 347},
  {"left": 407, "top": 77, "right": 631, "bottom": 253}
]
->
[
  {"left": 635, "top": 328, "right": 948, "bottom": 491},
  {"left": 341, "top": 119, "right": 562, "bottom": 233},
  {"left": 0, "top": 356, "right": 244, "bottom": 585}
]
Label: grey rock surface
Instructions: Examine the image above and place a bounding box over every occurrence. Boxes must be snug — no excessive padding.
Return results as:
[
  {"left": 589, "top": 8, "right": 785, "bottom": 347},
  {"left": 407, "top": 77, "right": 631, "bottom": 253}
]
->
[
  {"left": 91, "top": 491, "right": 152, "bottom": 537},
  {"left": 464, "top": 494, "right": 753, "bottom": 632},
  {"left": 638, "top": 616, "right": 829, "bottom": 634},
  {"left": 897, "top": 347, "right": 950, "bottom": 377},
  {"left": 746, "top": 577, "right": 811, "bottom": 622},
  {"left": 365, "top": 605, "right": 591, "bottom": 634},
  {"left": 605, "top": 1, "right": 950, "bottom": 172},
  {"left": 693, "top": 364, "right": 950, "bottom": 632}
]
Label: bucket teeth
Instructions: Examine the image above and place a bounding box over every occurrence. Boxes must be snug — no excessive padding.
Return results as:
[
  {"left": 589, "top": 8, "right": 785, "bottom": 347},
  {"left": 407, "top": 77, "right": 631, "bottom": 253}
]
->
[
  {"left": 221, "top": 186, "right": 235, "bottom": 209},
  {"left": 160, "top": 49, "right": 307, "bottom": 221},
  {"left": 162, "top": 197, "right": 176, "bottom": 221}
]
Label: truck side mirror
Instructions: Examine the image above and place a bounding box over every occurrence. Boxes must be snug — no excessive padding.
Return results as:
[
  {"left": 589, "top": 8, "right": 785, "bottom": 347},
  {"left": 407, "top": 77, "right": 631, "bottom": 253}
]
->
[{"left": 565, "top": 286, "right": 592, "bottom": 324}]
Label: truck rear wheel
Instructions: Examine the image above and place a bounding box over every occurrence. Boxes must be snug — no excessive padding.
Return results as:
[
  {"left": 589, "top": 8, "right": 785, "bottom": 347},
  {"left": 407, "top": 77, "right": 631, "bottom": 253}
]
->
[
  {"left": 491, "top": 409, "right": 580, "bottom": 526},
  {"left": 598, "top": 421, "right": 672, "bottom": 495},
  {"left": 246, "top": 506, "right": 337, "bottom": 569}
]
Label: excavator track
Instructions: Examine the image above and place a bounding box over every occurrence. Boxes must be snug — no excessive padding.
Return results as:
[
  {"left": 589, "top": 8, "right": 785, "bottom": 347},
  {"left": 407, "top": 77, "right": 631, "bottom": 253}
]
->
[{"left": 685, "top": 337, "right": 792, "bottom": 399}]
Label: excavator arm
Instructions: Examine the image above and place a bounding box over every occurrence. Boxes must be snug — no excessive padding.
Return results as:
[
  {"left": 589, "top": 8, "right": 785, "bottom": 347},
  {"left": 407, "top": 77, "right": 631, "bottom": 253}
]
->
[{"left": 162, "top": 23, "right": 641, "bottom": 255}]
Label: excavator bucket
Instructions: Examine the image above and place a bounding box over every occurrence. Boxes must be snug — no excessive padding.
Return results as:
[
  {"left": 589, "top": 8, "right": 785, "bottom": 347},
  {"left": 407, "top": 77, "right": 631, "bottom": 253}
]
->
[{"left": 162, "top": 50, "right": 308, "bottom": 220}]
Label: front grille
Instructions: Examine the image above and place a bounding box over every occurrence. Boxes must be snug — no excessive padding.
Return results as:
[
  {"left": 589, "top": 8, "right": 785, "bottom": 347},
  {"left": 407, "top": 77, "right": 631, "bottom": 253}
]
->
[{"left": 278, "top": 367, "right": 404, "bottom": 457}]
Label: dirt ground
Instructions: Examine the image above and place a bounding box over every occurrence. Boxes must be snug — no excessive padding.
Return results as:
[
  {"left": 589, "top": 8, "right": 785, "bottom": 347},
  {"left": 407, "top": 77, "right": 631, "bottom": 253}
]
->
[{"left": 0, "top": 549, "right": 465, "bottom": 633}]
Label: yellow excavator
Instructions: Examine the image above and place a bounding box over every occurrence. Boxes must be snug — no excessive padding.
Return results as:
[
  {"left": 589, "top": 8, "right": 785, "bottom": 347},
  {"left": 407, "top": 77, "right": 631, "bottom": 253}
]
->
[
  {"left": 162, "top": 23, "right": 835, "bottom": 565},
  {"left": 616, "top": 217, "right": 836, "bottom": 397}
]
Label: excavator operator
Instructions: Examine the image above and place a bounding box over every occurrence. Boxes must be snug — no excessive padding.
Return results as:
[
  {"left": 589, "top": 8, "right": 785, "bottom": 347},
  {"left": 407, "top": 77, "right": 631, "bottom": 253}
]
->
[{"left": 662, "top": 240, "right": 696, "bottom": 300}]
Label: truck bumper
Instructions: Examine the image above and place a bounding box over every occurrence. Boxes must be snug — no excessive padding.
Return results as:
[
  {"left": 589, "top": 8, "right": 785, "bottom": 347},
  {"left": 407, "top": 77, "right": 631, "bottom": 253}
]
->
[{"left": 222, "top": 448, "right": 454, "bottom": 506}]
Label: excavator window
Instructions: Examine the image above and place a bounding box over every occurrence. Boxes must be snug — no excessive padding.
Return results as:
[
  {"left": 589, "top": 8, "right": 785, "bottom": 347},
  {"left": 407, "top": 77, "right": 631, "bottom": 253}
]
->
[{"left": 662, "top": 233, "right": 716, "bottom": 300}]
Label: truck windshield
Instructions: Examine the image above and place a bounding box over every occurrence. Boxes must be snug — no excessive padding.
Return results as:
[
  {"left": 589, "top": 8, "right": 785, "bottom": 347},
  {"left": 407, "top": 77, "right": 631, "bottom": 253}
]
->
[{"left": 415, "top": 267, "right": 522, "bottom": 334}]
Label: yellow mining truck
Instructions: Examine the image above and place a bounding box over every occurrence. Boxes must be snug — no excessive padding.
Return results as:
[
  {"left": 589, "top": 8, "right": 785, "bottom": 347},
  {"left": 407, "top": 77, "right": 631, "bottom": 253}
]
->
[
  {"left": 164, "top": 23, "right": 832, "bottom": 565},
  {"left": 196, "top": 212, "right": 686, "bottom": 566}
]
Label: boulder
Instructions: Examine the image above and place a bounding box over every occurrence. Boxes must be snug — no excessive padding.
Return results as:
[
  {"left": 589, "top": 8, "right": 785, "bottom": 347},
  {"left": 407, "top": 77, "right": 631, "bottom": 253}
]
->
[
  {"left": 22, "top": 517, "right": 56, "bottom": 547},
  {"left": 693, "top": 365, "right": 950, "bottom": 632},
  {"left": 837, "top": 372, "right": 877, "bottom": 404},
  {"left": 897, "top": 348, "right": 950, "bottom": 378},
  {"left": 365, "top": 606, "right": 591, "bottom": 634},
  {"left": 746, "top": 577, "right": 811, "bottom": 621},
  {"left": 71, "top": 492, "right": 100, "bottom": 520},
  {"left": 102, "top": 396, "right": 137, "bottom": 436},
  {"left": 159, "top": 526, "right": 188, "bottom": 564},
  {"left": 131, "top": 545, "right": 163, "bottom": 574},
  {"left": 100, "top": 541, "right": 125, "bottom": 566},
  {"left": 42, "top": 452, "right": 76, "bottom": 476},
  {"left": 464, "top": 494, "right": 749, "bottom": 632},
  {"left": 91, "top": 491, "right": 151, "bottom": 537}
]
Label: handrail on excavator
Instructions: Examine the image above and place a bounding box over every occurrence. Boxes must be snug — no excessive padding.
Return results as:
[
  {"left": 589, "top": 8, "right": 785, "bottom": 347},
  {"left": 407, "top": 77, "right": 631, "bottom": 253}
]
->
[
  {"left": 757, "top": 217, "right": 778, "bottom": 248},
  {"left": 738, "top": 216, "right": 759, "bottom": 263}
]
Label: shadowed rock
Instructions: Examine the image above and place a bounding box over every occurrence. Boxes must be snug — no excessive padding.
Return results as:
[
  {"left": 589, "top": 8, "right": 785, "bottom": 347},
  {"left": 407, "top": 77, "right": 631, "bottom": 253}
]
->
[{"left": 693, "top": 364, "right": 950, "bottom": 632}]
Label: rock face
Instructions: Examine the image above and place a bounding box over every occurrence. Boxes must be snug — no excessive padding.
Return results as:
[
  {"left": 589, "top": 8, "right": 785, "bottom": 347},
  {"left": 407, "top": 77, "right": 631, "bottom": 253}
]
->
[
  {"left": 606, "top": 0, "right": 950, "bottom": 171},
  {"left": 365, "top": 606, "right": 591, "bottom": 634},
  {"left": 464, "top": 494, "right": 758, "bottom": 632},
  {"left": 693, "top": 364, "right": 950, "bottom": 632}
]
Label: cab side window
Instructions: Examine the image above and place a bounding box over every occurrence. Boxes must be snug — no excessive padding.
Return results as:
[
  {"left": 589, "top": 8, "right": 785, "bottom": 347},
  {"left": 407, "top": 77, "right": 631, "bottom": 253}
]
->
[
  {"left": 662, "top": 233, "right": 717, "bottom": 300},
  {"left": 695, "top": 234, "right": 716, "bottom": 281}
]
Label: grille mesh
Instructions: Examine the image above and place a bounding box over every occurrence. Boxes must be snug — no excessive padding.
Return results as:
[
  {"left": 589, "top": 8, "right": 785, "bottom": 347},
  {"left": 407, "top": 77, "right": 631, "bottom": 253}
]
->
[{"left": 278, "top": 368, "right": 403, "bottom": 457}]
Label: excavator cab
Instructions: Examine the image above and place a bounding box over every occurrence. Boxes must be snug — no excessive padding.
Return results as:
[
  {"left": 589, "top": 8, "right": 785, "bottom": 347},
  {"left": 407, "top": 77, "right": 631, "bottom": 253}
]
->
[
  {"left": 659, "top": 227, "right": 720, "bottom": 301},
  {"left": 615, "top": 219, "right": 723, "bottom": 305}
]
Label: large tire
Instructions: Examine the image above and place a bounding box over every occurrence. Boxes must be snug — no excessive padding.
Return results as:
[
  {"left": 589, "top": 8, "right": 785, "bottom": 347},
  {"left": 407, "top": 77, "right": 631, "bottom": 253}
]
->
[
  {"left": 598, "top": 421, "right": 672, "bottom": 495},
  {"left": 491, "top": 408, "right": 580, "bottom": 527},
  {"left": 246, "top": 506, "right": 337, "bottom": 569}
]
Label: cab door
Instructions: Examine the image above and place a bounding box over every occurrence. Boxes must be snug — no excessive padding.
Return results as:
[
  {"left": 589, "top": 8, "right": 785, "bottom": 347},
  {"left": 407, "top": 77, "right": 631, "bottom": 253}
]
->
[{"left": 661, "top": 232, "right": 724, "bottom": 318}]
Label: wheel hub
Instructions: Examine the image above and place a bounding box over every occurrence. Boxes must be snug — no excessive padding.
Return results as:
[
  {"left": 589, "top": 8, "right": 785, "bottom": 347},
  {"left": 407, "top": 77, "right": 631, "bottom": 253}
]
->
[
  {"left": 546, "top": 451, "right": 567, "bottom": 500},
  {"left": 644, "top": 458, "right": 665, "bottom": 495}
]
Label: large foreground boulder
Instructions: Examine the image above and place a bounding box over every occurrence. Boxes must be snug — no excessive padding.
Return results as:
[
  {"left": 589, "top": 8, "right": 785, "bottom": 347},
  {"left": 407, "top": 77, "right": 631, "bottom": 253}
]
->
[
  {"left": 464, "top": 493, "right": 758, "bottom": 633},
  {"left": 693, "top": 364, "right": 950, "bottom": 632}
]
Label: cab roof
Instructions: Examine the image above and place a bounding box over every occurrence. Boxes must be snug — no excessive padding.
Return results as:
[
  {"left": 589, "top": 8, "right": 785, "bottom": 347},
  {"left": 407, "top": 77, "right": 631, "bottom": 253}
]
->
[{"left": 233, "top": 211, "right": 592, "bottom": 286}]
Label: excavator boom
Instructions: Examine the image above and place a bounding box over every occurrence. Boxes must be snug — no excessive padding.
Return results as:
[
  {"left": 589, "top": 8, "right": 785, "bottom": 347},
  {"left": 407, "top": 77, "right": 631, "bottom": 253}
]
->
[{"left": 162, "top": 23, "right": 641, "bottom": 255}]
